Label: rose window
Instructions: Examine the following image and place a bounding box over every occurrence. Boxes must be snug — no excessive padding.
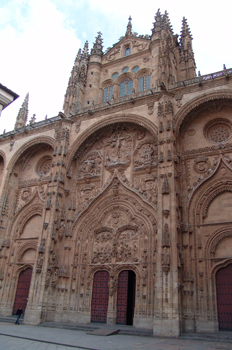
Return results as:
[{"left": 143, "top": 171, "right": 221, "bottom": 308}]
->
[{"left": 204, "top": 119, "right": 232, "bottom": 143}]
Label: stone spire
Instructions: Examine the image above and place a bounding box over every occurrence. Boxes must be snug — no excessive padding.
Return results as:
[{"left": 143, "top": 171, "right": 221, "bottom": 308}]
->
[
  {"left": 152, "top": 9, "right": 162, "bottom": 34},
  {"left": 162, "top": 10, "right": 173, "bottom": 33},
  {"left": 125, "top": 16, "right": 132, "bottom": 36},
  {"left": 180, "top": 17, "right": 193, "bottom": 49},
  {"left": 91, "top": 32, "right": 103, "bottom": 56},
  {"left": 14, "top": 93, "right": 29, "bottom": 130},
  {"left": 179, "top": 17, "right": 196, "bottom": 79},
  {"left": 81, "top": 41, "right": 89, "bottom": 61}
]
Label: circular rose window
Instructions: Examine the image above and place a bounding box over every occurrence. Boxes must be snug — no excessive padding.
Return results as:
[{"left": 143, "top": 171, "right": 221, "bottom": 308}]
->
[
  {"left": 36, "top": 156, "right": 52, "bottom": 175},
  {"left": 204, "top": 118, "right": 232, "bottom": 143}
]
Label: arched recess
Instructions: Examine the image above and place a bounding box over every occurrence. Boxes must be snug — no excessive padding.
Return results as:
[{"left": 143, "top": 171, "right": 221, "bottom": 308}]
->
[
  {"left": 8, "top": 202, "right": 43, "bottom": 240},
  {"left": 17, "top": 241, "right": 38, "bottom": 262},
  {"left": 66, "top": 116, "right": 158, "bottom": 172},
  {"left": 6, "top": 136, "right": 55, "bottom": 173},
  {"left": 71, "top": 173, "right": 157, "bottom": 321},
  {"left": 188, "top": 159, "right": 232, "bottom": 225},
  {"left": 175, "top": 90, "right": 232, "bottom": 138}
]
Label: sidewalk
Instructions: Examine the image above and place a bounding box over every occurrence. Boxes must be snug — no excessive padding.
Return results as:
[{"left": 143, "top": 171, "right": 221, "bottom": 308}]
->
[{"left": 0, "top": 322, "right": 232, "bottom": 350}]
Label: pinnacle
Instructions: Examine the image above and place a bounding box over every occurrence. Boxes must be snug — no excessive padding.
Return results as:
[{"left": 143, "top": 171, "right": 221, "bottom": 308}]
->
[
  {"left": 81, "top": 41, "right": 89, "bottom": 60},
  {"left": 126, "top": 15, "right": 132, "bottom": 36},
  {"left": 152, "top": 9, "right": 173, "bottom": 34},
  {"left": 180, "top": 17, "right": 193, "bottom": 40},
  {"left": 22, "top": 93, "right": 29, "bottom": 109},
  {"left": 91, "top": 32, "right": 103, "bottom": 56},
  {"left": 14, "top": 93, "right": 29, "bottom": 130}
]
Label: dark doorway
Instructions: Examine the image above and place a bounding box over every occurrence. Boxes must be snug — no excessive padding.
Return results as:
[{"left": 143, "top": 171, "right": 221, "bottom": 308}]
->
[
  {"left": 216, "top": 264, "right": 232, "bottom": 330},
  {"left": 13, "top": 268, "right": 32, "bottom": 314},
  {"left": 91, "top": 270, "right": 109, "bottom": 323},
  {"left": 116, "top": 270, "right": 136, "bottom": 325}
]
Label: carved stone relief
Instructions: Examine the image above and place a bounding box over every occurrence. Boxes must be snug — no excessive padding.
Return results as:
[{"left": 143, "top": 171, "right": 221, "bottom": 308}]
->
[{"left": 71, "top": 124, "right": 157, "bottom": 215}]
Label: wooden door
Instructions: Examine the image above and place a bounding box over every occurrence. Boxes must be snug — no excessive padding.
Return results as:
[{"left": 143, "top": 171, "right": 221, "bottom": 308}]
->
[
  {"left": 91, "top": 271, "right": 109, "bottom": 323},
  {"left": 216, "top": 264, "right": 232, "bottom": 330},
  {"left": 116, "top": 270, "right": 129, "bottom": 324},
  {"left": 13, "top": 268, "right": 32, "bottom": 314}
]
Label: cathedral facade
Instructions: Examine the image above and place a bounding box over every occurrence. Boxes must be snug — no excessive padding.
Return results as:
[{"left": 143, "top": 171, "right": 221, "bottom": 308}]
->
[{"left": 0, "top": 11, "right": 232, "bottom": 336}]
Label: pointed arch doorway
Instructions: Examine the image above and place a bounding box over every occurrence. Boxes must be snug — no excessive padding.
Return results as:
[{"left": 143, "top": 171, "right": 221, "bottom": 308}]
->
[
  {"left": 116, "top": 270, "right": 136, "bottom": 325},
  {"left": 216, "top": 264, "right": 232, "bottom": 330},
  {"left": 13, "top": 268, "right": 32, "bottom": 314}
]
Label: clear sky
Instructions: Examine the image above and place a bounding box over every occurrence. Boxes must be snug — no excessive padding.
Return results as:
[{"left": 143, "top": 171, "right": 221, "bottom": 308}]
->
[{"left": 0, "top": 0, "right": 231, "bottom": 132}]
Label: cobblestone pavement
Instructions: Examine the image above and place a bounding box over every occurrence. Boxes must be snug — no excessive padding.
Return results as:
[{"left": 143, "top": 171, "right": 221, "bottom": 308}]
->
[{"left": 0, "top": 322, "right": 231, "bottom": 350}]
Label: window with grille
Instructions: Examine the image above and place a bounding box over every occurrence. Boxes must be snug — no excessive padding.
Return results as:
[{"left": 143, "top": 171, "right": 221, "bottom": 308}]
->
[
  {"left": 102, "top": 86, "right": 113, "bottom": 102},
  {"left": 139, "top": 75, "right": 150, "bottom": 92},
  {"left": 119, "top": 79, "right": 133, "bottom": 98}
]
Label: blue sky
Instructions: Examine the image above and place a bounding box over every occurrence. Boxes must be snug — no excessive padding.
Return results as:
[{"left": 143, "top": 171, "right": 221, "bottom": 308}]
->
[{"left": 1, "top": 0, "right": 232, "bottom": 132}]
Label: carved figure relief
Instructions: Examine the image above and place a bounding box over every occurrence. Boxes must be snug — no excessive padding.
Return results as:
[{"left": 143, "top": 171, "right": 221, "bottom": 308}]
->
[
  {"left": 105, "top": 131, "right": 132, "bottom": 171},
  {"left": 72, "top": 124, "right": 157, "bottom": 216},
  {"left": 76, "top": 151, "right": 102, "bottom": 179},
  {"left": 134, "top": 140, "right": 157, "bottom": 171}
]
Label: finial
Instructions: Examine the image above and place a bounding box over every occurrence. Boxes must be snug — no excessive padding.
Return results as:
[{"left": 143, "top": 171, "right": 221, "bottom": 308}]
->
[
  {"left": 126, "top": 15, "right": 132, "bottom": 36},
  {"left": 30, "top": 114, "right": 36, "bottom": 125},
  {"left": 152, "top": 9, "right": 162, "bottom": 34},
  {"left": 91, "top": 32, "right": 103, "bottom": 56},
  {"left": 180, "top": 17, "right": 193, "bottom": 40},
  {"left": 14, "top": 93, "right": 29, "bottom": 130}
]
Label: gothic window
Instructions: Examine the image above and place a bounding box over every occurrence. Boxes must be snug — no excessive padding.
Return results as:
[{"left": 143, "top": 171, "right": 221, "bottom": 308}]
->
[
  {"left": 119, "top": 79, "right": 133, "bottom": 97},
  {"left": 125, "top": 47, "right": 130, "bottom": 56},
  {"left": 139, "top": 75, "right": 150, "bottom": 92},
  {"left": 102, "top": 86, "right": 113, "bottom": 102}
]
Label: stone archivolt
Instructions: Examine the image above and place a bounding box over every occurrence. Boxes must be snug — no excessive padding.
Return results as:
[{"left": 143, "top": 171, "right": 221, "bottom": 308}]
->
[{"left": 70, "top": 124, "right": 158, "bottom": 216}]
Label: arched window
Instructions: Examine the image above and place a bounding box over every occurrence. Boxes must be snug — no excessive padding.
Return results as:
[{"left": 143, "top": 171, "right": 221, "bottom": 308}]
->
[
  {"left": 125, "top": 47, "right": 130, "bottom": 56},
  {"left": 119, "top": 78, "right": 133, "bottom": 97},
  {"left": 139, "top": 75, "right": 150, "bottom": 92},
  {"left": 102, "top": 86, "right": 113, "bottom": 102}
]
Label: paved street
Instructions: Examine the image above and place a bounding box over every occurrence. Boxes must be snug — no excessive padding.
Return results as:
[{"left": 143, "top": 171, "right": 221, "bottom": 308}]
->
[{"left": 0, "top": 322, "right": 231, "bottom": 350}]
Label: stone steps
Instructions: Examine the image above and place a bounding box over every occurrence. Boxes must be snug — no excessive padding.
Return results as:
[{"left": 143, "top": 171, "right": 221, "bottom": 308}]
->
[
  {"left": 0, "top": 316, "right": 24, "bottom": 324},
  {"left": 179, "top": 331, "right": 232, "bottom": 343},
  {"left": 39, "top": 321, "right": 154, "bottom": 337}
]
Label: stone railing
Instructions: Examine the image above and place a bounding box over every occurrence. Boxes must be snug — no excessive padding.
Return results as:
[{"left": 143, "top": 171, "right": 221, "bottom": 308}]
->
[{"left": 0, "top": 68, "right": 231, "bottom": 139}]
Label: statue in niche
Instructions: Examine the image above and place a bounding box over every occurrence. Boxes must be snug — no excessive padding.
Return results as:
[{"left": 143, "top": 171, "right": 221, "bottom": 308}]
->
[
  {"left": 108, "top": 276, "right": 117, "bottom": 296},
  {"left": 161, "top": 247, "right": 170, "bottom": 272}
]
